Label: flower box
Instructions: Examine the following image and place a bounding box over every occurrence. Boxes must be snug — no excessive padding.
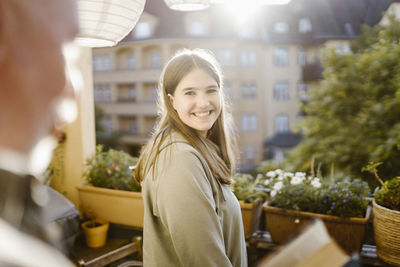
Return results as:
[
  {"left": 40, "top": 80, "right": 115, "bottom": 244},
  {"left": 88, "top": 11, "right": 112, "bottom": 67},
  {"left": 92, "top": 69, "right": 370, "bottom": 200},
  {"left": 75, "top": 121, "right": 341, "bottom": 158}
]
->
[
  {"left": 263, "top": 202, "right": 371, "bottom": 255},
  {"left": 77, "top": 183, "right": 144, "bottom": 228},
  {"left": 240, "top": 198, "right": 263, "bottom": 239}
]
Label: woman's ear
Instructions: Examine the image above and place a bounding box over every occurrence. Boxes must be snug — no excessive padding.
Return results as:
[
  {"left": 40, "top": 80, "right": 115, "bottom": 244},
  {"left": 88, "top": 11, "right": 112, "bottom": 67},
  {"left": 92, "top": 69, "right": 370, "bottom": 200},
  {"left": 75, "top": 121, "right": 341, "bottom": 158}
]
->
[{"left": 168, "top": 93, "right": 175, "bottom": 108}]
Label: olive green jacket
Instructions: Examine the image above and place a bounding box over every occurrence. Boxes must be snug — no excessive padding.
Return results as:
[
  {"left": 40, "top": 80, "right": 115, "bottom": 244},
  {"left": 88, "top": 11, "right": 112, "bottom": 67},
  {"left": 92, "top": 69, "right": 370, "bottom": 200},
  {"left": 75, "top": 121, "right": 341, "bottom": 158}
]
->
[{"left": 142, "top": 132, "right": 247, "bottom": 267}]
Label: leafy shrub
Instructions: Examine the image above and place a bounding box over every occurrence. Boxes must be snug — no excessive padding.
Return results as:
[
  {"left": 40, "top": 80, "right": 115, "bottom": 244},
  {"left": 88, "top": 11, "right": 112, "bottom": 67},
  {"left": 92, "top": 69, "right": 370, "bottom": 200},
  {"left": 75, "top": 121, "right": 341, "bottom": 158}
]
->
[
  {"left": 363, "top": 161, "right": 400, "bottom": 211},
  {"left": 374, "top": 177, "right": 400, "bottom": 211},
  {"left": 83, "top": 145, "right": 141, "bottom": 192},
  {"left": 232, "top": 173, "right": 267, "bottom": 203}
]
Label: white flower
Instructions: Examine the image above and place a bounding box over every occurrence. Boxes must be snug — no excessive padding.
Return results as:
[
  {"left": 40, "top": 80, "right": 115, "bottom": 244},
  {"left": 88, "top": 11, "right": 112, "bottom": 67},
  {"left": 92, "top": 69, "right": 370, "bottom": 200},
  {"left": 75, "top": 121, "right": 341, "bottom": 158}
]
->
[
  {"left": 266, "top": 171, "right": 276, "bottom": 178},
  {"left": 284, "top": 172, "right": 294, "bottom": 178},
  {"left": 311, "top": 178, "right": 321, "bottom": 188},
  {"left": 277, "top": 175, "right": 284, "bottom": 181},
  {"left": 290, "top": 176, "right": 303, "bottom": 185},
  {"left": 307, "top": 176, "right": 314, "bottom": 180},
  {"left": 295, "top": 172, "right": 306, "bottom": 178},
  {"left": 256, "top": 173, "right": 263, "bottom": 180},
  {"left": 275, "top": 169, "right": 283, "bottom": 175},
  {"left": 271, "top": 190, "right": 277, "bottom": 198},
  {"left": 264, "top": 179, "right": 270, "bottom": 186},
  {"left": 273, "top": 181, "right": 283, "bottom": 191}
]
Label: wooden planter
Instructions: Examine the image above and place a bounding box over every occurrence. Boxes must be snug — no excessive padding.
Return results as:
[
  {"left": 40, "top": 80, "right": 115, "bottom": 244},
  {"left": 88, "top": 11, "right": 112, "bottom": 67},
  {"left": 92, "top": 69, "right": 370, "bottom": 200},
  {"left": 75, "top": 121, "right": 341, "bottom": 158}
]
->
[
  {"left": 240, "top": 199, "right": 263, "bottom": 239},
  {"left": 77, "top": 183, "right": 144, "bottom": 228},
  {"left": 263, "top": 203, "right": 371, "bottom": 254},
  {"left": 373, "top": 200, "right": 400, "bottom": 266}
]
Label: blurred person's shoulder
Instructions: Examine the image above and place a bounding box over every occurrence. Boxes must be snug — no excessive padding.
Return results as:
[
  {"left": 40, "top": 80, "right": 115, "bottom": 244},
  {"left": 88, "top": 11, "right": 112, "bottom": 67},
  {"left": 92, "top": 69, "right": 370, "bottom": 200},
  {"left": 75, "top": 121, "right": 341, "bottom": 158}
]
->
[{"left": 0, "top": 219, "right": 73, "bottom": 267}]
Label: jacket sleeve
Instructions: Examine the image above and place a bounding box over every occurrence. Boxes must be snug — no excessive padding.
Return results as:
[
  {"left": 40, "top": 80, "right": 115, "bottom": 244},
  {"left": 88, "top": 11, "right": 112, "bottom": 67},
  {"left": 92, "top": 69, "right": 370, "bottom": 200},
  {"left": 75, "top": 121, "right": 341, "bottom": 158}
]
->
[{"left": 155, "top": 148, "right": 233, "bottom": 267}]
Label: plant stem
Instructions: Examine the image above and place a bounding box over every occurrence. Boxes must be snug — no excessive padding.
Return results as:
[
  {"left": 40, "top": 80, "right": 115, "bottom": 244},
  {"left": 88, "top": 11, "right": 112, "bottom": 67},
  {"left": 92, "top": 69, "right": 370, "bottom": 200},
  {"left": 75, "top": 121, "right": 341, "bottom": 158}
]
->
[{"left": 374, "top": 169, "right": 387, "bottom": 191}]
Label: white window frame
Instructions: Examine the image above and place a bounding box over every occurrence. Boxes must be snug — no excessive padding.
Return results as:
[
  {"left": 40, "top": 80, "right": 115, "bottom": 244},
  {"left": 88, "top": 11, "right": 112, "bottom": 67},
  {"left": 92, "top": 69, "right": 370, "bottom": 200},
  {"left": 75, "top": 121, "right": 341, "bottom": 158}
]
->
[
  {"left": 134, "top": 22, "right": 151, "bottom": 39},
  {"left": 274, "top": 82, "right": 290, "bottom": 101},
  {"left": 241, "top": 114, "right": 258, "bottom": 131},
  {"left": 273, "top": 47, "right": 289, "bottom": 66},
  {"left": 275, "top": 114, "right": 289, "bottom": 133},
  {"left": 299, "top": 18, "right": 312, "bottom": 33}
]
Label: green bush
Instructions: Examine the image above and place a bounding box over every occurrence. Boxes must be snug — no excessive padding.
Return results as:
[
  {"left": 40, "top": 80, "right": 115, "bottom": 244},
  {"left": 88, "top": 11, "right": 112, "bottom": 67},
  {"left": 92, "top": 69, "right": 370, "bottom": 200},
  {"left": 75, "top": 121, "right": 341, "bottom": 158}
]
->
[
  {"left": 83, "top": 145, "right": 141, "bottom": 192},
  {"left": 374, "top": 177, "right": 400, "bottom": 211},
  {"left": 363, "top": 161, "right": 400, "bottom": 211}
]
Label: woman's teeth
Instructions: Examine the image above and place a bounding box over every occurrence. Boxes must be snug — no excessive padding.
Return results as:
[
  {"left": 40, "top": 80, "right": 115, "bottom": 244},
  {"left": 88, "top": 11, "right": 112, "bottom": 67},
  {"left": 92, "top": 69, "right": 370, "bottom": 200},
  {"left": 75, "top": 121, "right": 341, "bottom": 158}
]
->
[{"left": 194, "top": 111, "right": 210, "bottom": 117}]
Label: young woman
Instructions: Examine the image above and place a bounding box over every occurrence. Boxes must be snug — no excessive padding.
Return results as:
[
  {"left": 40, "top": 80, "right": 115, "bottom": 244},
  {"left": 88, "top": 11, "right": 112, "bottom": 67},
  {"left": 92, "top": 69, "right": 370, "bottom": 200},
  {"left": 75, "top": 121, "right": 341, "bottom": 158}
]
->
[{"left": 135, "top": 49, "right": 247, "bottom": 267}]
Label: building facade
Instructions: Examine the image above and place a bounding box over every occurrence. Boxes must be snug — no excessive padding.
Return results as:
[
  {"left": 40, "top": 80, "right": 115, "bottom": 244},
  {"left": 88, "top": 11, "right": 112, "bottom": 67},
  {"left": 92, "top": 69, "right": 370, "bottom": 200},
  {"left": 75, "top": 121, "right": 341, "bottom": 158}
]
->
[{"left": 92, "top": 0, "right": 393, "bottom": 170}]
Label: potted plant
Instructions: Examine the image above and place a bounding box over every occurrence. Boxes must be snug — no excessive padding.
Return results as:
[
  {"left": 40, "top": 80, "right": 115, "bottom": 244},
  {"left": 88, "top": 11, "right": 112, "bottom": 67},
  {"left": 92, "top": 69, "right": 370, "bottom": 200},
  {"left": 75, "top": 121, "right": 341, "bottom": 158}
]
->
[
  {"left": 232, "top": 173, "right": 267, "bottom": 239},
  {"left": 77, "top": 145, "right": 143, "bottom": 228},
  {"left": 261, "top": 169, "right": 371, "bottom": 254},
  {"left": 363, "top": 162, "right": 400, "bottom": 266},
  {"left": 81, "top": 217, "right": 110, "bottom": 248}
]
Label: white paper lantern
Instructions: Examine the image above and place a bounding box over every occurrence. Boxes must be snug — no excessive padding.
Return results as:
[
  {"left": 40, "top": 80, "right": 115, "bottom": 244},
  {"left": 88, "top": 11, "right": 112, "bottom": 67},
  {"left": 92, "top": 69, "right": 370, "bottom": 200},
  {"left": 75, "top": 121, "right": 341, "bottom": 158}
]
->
[
  {"left": 164, "top": 0, "right": 210, "bottom": 11},
  {"left": 75, "top": 0, "right": 146, "bottom": 47}
]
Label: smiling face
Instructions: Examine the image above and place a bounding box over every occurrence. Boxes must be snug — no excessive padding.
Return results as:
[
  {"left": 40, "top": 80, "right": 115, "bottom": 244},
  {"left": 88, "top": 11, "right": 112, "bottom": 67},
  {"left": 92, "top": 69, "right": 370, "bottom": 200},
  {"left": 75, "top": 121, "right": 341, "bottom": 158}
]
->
[{"left": 169, "top": 68, "right": 221, "bottom": 137}]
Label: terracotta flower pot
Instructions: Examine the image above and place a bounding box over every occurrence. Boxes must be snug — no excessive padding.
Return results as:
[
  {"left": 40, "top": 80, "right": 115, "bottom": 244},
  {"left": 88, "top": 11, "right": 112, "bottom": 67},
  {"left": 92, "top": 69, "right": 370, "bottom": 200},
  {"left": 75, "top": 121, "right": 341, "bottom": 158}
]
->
[
  {"left": 240, "top": 198, "right": 263, "bottom": 239},
  {"left": 81, "top": 219, "right": 109, "bottom": 248},
  {"left": 373, "top": 200, "right": 400, "bottom": 266},
  {"left": 263, "top": 202, "right": 371, "bottom": 254}
]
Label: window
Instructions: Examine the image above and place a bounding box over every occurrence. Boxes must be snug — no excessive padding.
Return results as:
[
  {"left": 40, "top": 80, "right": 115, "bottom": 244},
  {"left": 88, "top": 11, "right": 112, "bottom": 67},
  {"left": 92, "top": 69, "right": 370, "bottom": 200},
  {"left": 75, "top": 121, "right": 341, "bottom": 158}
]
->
[
  {"left": 241, "top": 114, "right": 257, "bottom": 131},
  {"left": 224, "top": 82, "right": 233, "bottom": 100},
  {"left": 134, "top": 22, "right": 151, "bottom": 38},
  {"left": 215, "top": 49, "right": 232, "bottom": 67},
  {"left": 273, "top": 48, "right": 289, "bottom": 66},
  {"left": 93, "top": 55, "right": 111, "bottom": 71},
  {"left": 129, "top": 87, "right": 137, "bottom": 100},
  {"left": 335, "top": 42, "right": 351, "bottom": 54},
  {"left": 244, "top": 145, "right": 256, "bottom": 161},
  {"left": 275, "top": 114, "right": 289, "bottom": 133},
  {"left": 149, "top": 51, "right": 161, "bottom": 68},
  {"left": 130, "top": 119, "right": 138, "bottom": 134},
  {"left": 297, "top": 50, "right": 307, "bottom": 66},
  {"left": 297, "top": 82, "right": 308, "bottom": 100},
  {"left": 299, "top": 18, "right": 312, "bottom": 33},
  {"left": 274, "top": 82, "right": 289, "bottom": 101},
  {"left": 127, "top": 53, "right": 136, "bottom": 69},
  {"left": 190, "top": 21, "right": 206, "bottom": 36},
  {"left": 94, "top": 83, "right": 111, "bottom": 102},
  {"left": 151, "top": 86, "right": 158, "bottom": 102},
  {"left": 274, "top": 22, "right": 289, "bottom": 33},
  {"left": 102, "top": 116, "right": 112, "bottom": 134},
  {"left": 240, "top": 50, "right": 257, "bottom": 67},
  {"left": 241, "top": 82, "right": 257, "bottom": 99}
]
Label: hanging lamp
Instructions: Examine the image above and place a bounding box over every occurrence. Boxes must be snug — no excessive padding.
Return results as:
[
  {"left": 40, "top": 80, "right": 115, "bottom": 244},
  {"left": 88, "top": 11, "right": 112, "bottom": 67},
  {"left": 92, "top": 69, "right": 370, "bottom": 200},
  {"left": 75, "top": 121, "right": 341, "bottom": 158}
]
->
[
  {"left": 75, "top": 0, "right": 146, "bottom": 47},
  {"left": 164, "top": 0, "right": 211, "bottom": 11}
]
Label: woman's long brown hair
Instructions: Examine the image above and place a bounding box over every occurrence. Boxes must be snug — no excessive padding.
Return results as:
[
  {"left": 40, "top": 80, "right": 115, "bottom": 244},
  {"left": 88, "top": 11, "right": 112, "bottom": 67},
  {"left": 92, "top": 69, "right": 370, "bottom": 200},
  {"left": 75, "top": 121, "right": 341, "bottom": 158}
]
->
[{"left": 134, "top": 49, "right": 237, "bottom": 185}]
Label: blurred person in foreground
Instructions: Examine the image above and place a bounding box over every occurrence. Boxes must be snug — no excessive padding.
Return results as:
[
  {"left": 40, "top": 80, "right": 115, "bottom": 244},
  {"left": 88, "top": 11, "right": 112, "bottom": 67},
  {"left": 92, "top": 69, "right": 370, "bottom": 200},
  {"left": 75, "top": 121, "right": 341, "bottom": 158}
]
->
[{"left": 0, "top": 0, "right": 79, "bottom": 266}]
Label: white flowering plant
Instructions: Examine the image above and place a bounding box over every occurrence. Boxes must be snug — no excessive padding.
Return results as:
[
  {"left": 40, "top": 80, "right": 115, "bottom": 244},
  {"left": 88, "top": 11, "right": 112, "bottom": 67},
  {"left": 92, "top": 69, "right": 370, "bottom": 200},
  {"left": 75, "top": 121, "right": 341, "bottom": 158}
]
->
[
  {"left": 232, "top": 173, "right": 268, "bottom": 204},
  {"left": 262, "top": 169, "right": 371, "bottom": 218}
]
